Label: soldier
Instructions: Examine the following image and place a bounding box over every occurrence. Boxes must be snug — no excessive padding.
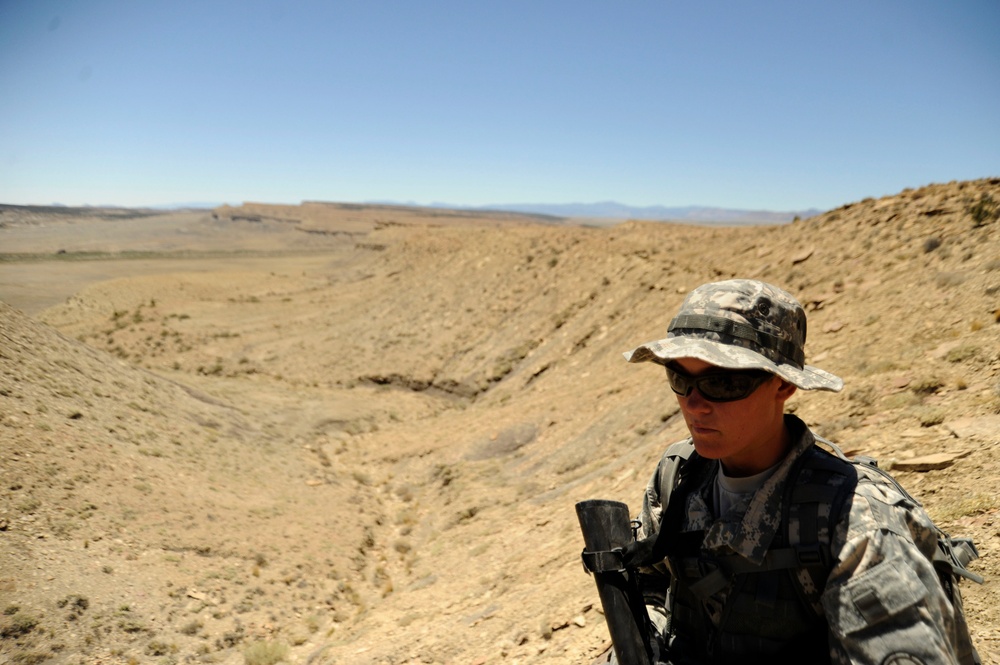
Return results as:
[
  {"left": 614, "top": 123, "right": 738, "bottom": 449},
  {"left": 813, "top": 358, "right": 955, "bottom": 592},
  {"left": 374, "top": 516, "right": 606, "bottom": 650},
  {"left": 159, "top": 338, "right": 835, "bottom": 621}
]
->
[{"left": 614, "top": 279, "right": 978, "bottom": 664}]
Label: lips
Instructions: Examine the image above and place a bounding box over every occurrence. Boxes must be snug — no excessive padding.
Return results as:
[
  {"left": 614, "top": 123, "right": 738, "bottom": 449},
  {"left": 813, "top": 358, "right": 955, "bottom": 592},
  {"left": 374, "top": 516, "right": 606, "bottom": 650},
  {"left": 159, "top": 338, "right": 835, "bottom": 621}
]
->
[{"left": 688, "top": 422, "right": 718, "bottom": 435}]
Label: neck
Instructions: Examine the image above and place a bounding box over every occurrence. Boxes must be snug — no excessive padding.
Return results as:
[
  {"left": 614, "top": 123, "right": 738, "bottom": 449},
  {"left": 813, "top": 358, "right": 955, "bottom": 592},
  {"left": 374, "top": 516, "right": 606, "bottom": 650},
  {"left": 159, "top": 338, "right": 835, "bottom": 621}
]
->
[{"left": 722, "top": 416, "right": 792, "bottom": 477}]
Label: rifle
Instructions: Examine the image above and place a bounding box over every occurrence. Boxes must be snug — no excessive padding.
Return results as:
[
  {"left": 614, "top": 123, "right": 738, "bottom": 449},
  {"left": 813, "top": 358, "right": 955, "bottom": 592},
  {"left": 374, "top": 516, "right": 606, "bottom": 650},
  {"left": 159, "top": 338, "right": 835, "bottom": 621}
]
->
[{"left": 577, "top": 499, "right": 654, "bottom": 665}]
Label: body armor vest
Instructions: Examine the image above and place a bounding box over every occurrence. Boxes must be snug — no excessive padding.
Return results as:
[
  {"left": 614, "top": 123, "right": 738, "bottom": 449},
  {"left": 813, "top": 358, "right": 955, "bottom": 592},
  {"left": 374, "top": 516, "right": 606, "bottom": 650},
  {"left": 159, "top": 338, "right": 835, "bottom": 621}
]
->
[{"left": 658, "top": 444, "right": 857, "bottom": 665}]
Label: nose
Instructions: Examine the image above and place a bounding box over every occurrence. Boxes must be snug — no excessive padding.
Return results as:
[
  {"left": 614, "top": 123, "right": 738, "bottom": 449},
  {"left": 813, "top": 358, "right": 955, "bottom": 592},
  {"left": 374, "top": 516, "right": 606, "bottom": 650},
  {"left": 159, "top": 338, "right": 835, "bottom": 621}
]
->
[{"left": 678, "top": 387, "right": 713, "bottom": 414}]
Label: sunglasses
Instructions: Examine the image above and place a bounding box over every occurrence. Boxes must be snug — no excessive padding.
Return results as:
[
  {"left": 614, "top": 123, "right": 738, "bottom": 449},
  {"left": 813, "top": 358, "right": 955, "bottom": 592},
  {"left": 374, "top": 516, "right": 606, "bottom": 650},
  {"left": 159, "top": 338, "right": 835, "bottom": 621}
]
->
[{"left": 664, "top": 364, "right": 773, "bottom": 402}]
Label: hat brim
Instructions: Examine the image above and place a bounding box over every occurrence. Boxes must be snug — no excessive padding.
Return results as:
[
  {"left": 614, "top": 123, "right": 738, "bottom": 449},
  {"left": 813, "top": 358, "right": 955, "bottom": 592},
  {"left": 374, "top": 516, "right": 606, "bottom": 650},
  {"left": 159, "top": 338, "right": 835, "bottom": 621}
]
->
[{"left": 623, "top": 337, "right": 843, "bottom": 392}]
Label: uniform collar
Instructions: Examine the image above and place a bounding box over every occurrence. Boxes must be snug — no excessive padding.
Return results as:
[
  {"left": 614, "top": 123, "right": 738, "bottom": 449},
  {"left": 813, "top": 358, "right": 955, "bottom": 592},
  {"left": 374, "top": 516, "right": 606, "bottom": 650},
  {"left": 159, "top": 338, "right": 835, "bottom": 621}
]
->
[{"left": 696, "top": 414, "right": 813, "bottom": 564}]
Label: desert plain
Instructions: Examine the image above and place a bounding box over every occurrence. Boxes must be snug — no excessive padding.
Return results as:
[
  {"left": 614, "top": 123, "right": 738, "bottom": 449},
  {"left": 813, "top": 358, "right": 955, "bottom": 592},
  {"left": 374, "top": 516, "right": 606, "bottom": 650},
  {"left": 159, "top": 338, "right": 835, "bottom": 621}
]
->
[{"left": 2, "top": 180, "right": 1000, "bottom": 664}]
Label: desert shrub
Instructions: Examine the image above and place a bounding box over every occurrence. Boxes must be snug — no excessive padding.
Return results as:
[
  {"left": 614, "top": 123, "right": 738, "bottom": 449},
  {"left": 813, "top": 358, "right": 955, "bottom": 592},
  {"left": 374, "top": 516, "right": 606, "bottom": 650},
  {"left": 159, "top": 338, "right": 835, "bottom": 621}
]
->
[
  {"left": 916, "top": 407, "right": 946, "bottom": 427},
  {"left": 911, "top": 377, "right": 945, "bottom": 395},
  {"left": 117, "top": 616, "right": 144, "bottom": 632},
  {"left": 57, "top": 595, "right": 89, "bottom": 612},
  {"left": 932, "top": 493, "right": 999, "bottom": 523},
  {"left": 179, "top": 619, "right": 202, "bottom": 635},
  {"left": 146, "top": 640, "right": 173, "bottom": 656},
  {"left": 244, "top": 640, "right": 289, "bottom": 665},
  {"left": 848, "top": 385, "right": 877, "bottom": 408},
  {"left": 0, "top": 612, "right": 38, "bottom": 637},
  {"left": 945, "top": 345, "right": 979, "bottom": 363},
  {"left": 968, "top": 193, "right": 999, "bottom": 227},
  {"left": 10, "top": 649, "right": 49, "bottom": 664},
  {"left": 198, "top": 362, "right": 225, "bottom": 376},
  {"left": 16, "top": 497, "right": 41, "bottom": 514}
]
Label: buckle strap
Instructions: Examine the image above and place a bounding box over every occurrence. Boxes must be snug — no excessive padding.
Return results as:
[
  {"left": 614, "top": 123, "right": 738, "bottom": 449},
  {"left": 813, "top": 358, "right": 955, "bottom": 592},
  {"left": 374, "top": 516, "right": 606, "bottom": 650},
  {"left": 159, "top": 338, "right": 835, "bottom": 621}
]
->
[
  {"left": 935, "top": 537, "right": 984, "bottom": 584},
  {"left": 581, "top": 548, "right": 626, "bottom": 574},
  {"left": 687, "top": 567, "right": 729, "bottom": 600},
  {"left": 676, "top": 544, "right": 829, "bottom": 600}
]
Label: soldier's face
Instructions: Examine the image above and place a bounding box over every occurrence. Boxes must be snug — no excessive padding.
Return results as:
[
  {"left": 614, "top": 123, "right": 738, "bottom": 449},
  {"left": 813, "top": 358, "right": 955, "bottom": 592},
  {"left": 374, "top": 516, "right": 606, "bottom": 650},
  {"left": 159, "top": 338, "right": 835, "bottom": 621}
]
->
[{"left": 671, "top": 357, "right": 796, "bottom": 477}]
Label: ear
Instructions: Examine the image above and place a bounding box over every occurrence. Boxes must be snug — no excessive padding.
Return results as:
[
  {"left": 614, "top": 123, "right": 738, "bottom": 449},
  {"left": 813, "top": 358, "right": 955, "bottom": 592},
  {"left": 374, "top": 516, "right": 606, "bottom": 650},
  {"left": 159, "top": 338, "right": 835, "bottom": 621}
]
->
[{"left": 775, "top": 378, "right": 797, "bottom": 403}]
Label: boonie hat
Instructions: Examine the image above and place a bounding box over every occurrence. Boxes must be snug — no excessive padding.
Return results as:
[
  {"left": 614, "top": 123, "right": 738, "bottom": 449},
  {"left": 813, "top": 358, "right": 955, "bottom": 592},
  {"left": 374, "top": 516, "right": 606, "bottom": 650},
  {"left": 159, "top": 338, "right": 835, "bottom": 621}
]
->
[{"left": 623, "top": 279, "right": 843, "bottom": 392}]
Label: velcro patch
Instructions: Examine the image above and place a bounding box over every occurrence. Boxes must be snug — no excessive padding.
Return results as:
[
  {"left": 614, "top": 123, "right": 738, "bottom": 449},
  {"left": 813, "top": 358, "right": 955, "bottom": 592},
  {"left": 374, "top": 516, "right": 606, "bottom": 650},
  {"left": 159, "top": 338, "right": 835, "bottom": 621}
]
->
[{"left": 821, "top": 555, "right": 924, "bottom": 636}]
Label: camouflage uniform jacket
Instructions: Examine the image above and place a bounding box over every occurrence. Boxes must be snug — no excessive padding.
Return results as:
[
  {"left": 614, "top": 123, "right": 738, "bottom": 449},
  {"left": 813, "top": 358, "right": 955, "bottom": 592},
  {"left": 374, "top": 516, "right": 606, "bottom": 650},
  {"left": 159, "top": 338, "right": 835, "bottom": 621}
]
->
[{"left": 636, "top": 414, "right": 974, "bottom": 664}]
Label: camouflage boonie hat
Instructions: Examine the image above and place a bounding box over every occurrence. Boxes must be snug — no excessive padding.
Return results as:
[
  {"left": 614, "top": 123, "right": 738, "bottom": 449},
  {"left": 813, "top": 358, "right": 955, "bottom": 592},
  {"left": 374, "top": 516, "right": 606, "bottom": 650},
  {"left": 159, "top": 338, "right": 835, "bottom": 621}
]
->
[{"left": 623, "top": 279, "right": 843, "bottom": 392}]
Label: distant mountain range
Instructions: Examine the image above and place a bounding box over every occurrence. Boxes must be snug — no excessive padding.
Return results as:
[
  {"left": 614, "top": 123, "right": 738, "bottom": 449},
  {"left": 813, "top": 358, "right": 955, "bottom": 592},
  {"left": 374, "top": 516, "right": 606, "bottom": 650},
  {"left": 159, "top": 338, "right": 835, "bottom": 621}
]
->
[
  {"left": 410, "top": 201, "right": 823, "bottom": 224},
  {"left": 36, "top": 200, "right": 822, "bottom": 224}
]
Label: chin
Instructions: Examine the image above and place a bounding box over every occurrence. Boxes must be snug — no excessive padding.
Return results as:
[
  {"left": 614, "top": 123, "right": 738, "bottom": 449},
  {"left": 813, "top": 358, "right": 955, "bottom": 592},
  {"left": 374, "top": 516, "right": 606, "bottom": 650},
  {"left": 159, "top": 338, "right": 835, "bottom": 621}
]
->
[{"left": 690, "top": 438, "right": 726, "bottom": 460}]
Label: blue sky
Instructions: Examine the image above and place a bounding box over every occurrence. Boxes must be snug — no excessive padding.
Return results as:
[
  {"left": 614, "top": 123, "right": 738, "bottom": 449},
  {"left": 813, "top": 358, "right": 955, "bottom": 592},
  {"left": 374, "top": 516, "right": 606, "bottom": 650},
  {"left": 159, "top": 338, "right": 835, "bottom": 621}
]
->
[{"left": 1, "top": 1, "right": 998, "bottom": 211}]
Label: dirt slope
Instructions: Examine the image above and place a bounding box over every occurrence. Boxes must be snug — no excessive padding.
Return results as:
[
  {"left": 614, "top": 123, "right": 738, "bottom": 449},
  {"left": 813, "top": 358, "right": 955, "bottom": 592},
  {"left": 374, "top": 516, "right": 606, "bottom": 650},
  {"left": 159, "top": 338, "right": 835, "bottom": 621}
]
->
[{"left": 2, "top": 179, "right": 999, "bottom": 664}]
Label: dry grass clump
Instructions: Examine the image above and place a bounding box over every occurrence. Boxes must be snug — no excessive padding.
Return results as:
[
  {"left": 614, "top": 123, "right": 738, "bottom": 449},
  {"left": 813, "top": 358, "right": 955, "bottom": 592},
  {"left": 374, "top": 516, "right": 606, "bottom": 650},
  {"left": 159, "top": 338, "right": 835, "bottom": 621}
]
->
[
  {"left": 944, "top": 345, "right": 979, "bottom": 364},
  {"left": 967, "top": 193, "right": 999, "bottom": 228},
  {"left": 915, "top": 407, "right": 946, "bottom": 427},
  {"left": 179, "top": 618, "right": 203, "bottom": 636},
  {"left": 0, "top": 610, "right": 38, "bottom": 638},
  {"left": 910, "top": 376, "right": 945, "bottom": 395},
  {"left": 930, "top": 493, "right": 999, "bottom": 523},
  {"left": 244, "top": 640, "right": 289, "bottom": 665}
]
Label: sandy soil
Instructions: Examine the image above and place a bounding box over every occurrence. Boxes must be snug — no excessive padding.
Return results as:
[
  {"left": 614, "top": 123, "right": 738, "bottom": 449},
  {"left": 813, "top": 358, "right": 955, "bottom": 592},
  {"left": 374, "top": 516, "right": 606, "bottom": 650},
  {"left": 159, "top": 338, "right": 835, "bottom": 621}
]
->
[{"left": 1, "top": 182, "right": 999, "bottom": 664}]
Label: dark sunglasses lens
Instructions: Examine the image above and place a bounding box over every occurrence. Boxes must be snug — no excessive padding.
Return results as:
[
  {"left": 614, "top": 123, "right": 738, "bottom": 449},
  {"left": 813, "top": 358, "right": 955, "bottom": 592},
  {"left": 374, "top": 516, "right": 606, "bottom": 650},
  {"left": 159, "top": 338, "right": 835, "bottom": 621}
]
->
[
  {"left": 697, "top": 374, "right": 758, "bottom": 401},
  {"left": 665, "top": 367, "right": 691, "bottom": 396},
  {"left": 666, "top": 366, "right": 768, "bottom": 402}
]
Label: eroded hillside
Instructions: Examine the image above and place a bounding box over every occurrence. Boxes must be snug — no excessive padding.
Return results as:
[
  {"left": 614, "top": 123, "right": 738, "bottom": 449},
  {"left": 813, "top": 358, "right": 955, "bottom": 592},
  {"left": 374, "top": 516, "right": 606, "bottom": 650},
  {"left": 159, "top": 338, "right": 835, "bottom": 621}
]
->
[{"left": 2, "top": 179, "right": 999, "bottom": 664}]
